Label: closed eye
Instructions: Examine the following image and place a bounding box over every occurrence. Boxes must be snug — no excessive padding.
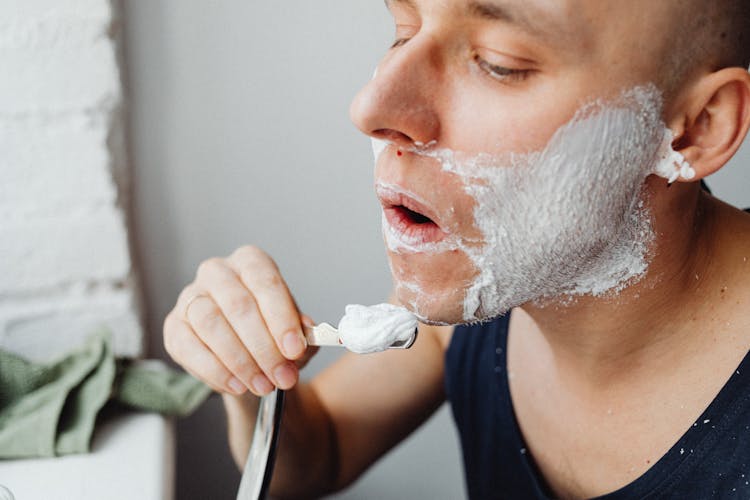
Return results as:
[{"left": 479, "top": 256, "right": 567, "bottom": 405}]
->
[
  {"left": 474, "top": 54, "right": 531, "bottom": 83},
  {"left": 391, "top": 37, "right": 411, "bottom": 49}
]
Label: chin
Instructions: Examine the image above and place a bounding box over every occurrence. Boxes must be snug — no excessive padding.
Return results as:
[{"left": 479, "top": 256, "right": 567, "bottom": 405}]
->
[
  {"left": 394, "top": 283, "right": 466, "bottom": 325},
  {"left": 387, "top": 247, "right": 477, "bottom": 325}
]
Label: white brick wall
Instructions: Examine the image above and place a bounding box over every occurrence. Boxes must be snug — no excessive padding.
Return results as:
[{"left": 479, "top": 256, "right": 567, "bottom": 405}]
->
[{"left": 0, "top": 0, "right": 143, "bottom": 361}]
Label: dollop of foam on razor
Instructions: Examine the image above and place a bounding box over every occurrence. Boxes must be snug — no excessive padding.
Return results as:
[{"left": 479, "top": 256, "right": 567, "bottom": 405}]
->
[{"left": 338, "top": 303, "right": 418, "bottom": 354}]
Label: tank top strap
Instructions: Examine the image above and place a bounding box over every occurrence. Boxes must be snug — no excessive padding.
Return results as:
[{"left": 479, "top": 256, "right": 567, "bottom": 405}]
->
[{"left": 446, "top": 314, "right": 549, "bottom": 499}]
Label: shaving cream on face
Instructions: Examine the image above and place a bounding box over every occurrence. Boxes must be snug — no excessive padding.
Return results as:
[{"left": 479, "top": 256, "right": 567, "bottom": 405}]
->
[
  {"left": 374, "top": 84, "right": 692, "bottom": 323},
  {"left": 654, "top": 129, "right": 696, "bottom": 183},
  {"left": 338, "top": 303, "right": 418, "bottom": 354}
]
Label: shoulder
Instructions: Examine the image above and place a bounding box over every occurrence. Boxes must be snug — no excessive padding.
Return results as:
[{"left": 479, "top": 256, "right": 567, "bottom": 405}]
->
[{"left": 709, "top": 199, "right": 750, "bottom": 328}]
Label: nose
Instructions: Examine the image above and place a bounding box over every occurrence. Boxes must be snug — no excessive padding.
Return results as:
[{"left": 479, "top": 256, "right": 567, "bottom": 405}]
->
[{"left": 349, "top": 36, "right": 441, "bottom": 150}]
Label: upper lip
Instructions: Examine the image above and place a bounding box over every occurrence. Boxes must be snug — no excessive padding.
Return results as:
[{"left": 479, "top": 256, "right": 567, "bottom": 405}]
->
[{"left": 375, "top": 182, "right": 444, "bottom": 228}]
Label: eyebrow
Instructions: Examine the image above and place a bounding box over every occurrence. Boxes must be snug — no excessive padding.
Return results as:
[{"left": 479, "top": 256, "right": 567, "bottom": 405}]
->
[
  {"left": 468, "top": 1, "right": 540, "bottom": 31},
  {"left": 385, "top": 0, "right": 565, "bottom": 43}
]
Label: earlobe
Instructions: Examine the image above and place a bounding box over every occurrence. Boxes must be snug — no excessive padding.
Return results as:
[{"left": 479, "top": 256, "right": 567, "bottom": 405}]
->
[{"left": 669, "top": 67, "right": 750, "bottom": 182}]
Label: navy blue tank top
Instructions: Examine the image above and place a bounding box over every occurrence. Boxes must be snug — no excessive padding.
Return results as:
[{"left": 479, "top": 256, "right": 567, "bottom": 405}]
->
[{"left": 445, "top": 314, "right": 750, "bottom": 499}]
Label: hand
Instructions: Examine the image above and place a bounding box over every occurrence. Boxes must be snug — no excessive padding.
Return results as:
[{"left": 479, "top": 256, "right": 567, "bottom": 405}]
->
[{"left": 164, "top": 246, "right": 318, "bottom": 396}]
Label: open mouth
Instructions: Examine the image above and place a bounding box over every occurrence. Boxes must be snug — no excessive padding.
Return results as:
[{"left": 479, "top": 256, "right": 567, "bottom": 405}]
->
[
  {"left": 395, "top": 205, "right": 434, "bottom": 225},
  {"left": 377, "top": 185, "right": 447, "bottom": 246},
  {"left": 384, "top": 205, "right": 445, "bottom": 245}
]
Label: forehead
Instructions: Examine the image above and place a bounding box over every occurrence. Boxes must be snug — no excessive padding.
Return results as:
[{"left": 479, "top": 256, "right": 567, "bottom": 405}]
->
[
  {"left": 387, "top": 0, "right": 680, "bottom": 86},
  {"left": 386, "top": 0, "right": 577, "bottom": 33},
  {"left": 385, "top": 0, "right": 670, "bottom": 50}
]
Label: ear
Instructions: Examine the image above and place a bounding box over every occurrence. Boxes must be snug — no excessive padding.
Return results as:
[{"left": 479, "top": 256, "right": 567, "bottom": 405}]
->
[{"left": 668, "top": 67, "right": 750, "bottom": 182}]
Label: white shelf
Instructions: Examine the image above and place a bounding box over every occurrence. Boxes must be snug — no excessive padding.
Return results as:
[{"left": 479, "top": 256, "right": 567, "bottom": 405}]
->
[{"left": 0, "top": 413, "right": 174, "bottom": 500}]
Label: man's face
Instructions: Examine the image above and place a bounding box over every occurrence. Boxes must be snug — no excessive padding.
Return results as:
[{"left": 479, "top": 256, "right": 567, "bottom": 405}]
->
[{"left": 350, "top": 0, "right": 678, "bottom": 323}]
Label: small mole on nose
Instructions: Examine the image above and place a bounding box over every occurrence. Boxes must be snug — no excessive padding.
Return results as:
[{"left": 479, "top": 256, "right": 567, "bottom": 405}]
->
[{"left": 397, "top": 150, "right": 403, "bottom": 157}]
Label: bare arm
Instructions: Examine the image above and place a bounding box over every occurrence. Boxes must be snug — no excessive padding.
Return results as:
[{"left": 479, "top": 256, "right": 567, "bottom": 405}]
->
[
  {"left": 164, "top": 245, "right": 451, "bottom": 498},
  {"left": 310, "top": 323, "right": 450, "bottom": 491},
  {"left": 222, "top": 322, "right": 450, "bottom": 498}
]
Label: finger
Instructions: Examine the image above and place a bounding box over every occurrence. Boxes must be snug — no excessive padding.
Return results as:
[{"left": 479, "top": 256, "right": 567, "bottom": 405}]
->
[
  {"left": 228, "top": 248, "right": 307, "bottom": 361},
  {"left": 184, "top": 293, "right": 278, "bottom": 395},
  {"left": 164, "top": 313, "right": 250, "bottom": 395},
  {"left": 294, "top": 313, "right": 319, "bottom": 369},
  {"left": 175, "top": 284, "right": 207, "bottom": 322},
  {"left": 196, "top": 258, "right": 299, "bottom": 390},
  {"left": 294, "top": 346, "right": 320, "bottom": 370},
  {"left": 300, "top": 313, "right": 315, "bottom": 328}
]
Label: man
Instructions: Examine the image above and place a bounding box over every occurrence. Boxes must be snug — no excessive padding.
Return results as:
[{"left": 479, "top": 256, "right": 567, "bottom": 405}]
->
[{"left": 164, "top": 0, "right": 750, "bottom": 497}]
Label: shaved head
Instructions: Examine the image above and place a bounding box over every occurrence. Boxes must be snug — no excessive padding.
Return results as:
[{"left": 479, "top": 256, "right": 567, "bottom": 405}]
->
[{"left": 663, "top": 0, "right": 750, "bottom": 93}]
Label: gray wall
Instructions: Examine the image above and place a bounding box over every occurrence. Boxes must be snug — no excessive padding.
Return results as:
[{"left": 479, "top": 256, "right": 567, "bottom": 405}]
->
[
  {"left": 122, "top": 2, "right": 750, "bottom": 499},
  {"left": 123, "top": 2, "right": 464, "bottom": 499}
]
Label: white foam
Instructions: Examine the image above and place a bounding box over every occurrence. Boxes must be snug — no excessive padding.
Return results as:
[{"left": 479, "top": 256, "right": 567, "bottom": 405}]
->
[
  {"left": 338, "top": 303, "right": 418, "bottom": 354},
  {"left": 653, "top": 129, "right": 696, "bottom": 184},
  {"left": 374, "top": 85, "right": 693, "bottom": 322}
]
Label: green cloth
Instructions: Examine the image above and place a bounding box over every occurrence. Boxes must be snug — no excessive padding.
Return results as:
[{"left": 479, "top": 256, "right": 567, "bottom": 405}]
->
[
  {"left": 114, "top": 359, "right": 212, "bottom": 417},
  {"left": 0, "top": 331, "right": 211, "bottom": 459}
]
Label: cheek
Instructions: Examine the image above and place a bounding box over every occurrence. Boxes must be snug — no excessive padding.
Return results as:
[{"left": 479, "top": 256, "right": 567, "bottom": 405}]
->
[
  {"left": 441, "top": 186, "right": 482, "bottom": 239},
  {"left": 448, "top": 81, "right": 581, "bottom": 153}
]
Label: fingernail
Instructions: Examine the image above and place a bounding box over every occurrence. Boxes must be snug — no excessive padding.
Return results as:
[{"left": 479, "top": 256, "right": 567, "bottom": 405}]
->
[
  {"left": 251, "top": 374, "right": 274, "bottom": 395},
  {"left": 273, "top": 362, "right": 298, "bottom": 389},
  {"left": 283, "top": 331, "right": 306, "bottom": 358},
  {"left": 228, "top": 377, "right": 246, "bottom": 394}
]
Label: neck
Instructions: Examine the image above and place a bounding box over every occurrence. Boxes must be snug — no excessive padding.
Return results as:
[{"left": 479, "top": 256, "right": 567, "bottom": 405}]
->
[{"left": 519, "top": 180, "right": 719, "bottom": 385}]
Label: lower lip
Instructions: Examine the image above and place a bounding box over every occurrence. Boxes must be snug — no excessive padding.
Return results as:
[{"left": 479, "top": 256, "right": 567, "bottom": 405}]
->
[{"left": 383, "top": 206, "right": 446, "bottom": 245}]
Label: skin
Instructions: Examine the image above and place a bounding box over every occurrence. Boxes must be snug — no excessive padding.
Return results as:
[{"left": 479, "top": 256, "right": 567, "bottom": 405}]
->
[{"left": 163, "top": 0, "right": 750, "bottom": 498}]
